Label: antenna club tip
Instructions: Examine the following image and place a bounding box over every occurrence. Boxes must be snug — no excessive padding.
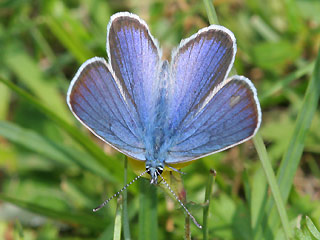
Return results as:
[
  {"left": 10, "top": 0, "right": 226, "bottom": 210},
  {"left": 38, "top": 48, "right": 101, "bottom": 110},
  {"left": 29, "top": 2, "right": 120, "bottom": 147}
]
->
[{"left": 92, "top": 208, "right": 98, "bottom": 212}]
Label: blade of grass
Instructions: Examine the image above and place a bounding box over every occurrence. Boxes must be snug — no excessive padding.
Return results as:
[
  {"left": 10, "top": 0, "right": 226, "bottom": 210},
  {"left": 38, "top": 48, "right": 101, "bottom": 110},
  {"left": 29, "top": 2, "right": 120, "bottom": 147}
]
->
[
  {"left": 0, "top": 82, "right": 9, "bottom": 120},
  {"left": 138, "top": 178, "right": 158, "bottom": 240},
  {"left": 253, "top": 133, "right": 292, "bottom": 239},
  {"left": 0, "top": 120, "right": 114, "bottom": 180},
  {"left": 45, "top": 16, "right": 94, "bottom": 63},
  {"left": 204, "top": 1, "right": 292, "bottom": 238},
  {"left": 203, "top": 0, "right": 218, "bottom": 25},
  {"left": 122, "top": 157, "right": 131, "bottom": 240},
  {"left": 0, "top": 120, "right": 71, "bottom": 166},
  {"left": 4, "top": 46, "right": 71, "bottom": 123},
  {"left": 0, "top": 77, "right": 122, "bottom": 180},
  {"left": 260, "top": 61, "right": 314, "bottom": 105},
  {"left": 29, "top": 24, "right": 56, "bottom": 62},
  {"left": 0, "top": 194, "right": 108, "bottom": 230},
  {"left": 306, "top": 216, "right": 320, "bottom": 239},
  {"left": 203, "top": 169, "right": 216, "bottom": 240},
  {"left": 277, "top": 47, "right": 320, "bottom": 208},
  {"left": 14, "top": 219, "right": 24, "bottom": 239},
  {"left": 260, "top": 47, "right": 320, "bottom": 240},
  {"left": 250, "top": 166, "right": 269, "bottom": 239},
  {"left": 113, "top": 196, "right": 123, "bottom": 240},
  {"left": 251, "top": 15, "right": 280, "bottom": 42}
]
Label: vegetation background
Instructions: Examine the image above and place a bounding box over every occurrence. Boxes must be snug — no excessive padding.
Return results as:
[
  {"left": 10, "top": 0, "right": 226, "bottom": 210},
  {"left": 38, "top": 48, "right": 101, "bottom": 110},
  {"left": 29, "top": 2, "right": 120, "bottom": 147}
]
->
[{"left": 0, "top": 0, "right": 320, "bottom": 239}]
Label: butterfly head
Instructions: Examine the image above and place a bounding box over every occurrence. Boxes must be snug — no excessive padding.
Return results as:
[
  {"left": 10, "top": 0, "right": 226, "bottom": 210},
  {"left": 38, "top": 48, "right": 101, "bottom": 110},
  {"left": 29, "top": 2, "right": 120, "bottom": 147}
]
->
[{"left": 146, "top": 161, "right": 164, "bottom": 184}]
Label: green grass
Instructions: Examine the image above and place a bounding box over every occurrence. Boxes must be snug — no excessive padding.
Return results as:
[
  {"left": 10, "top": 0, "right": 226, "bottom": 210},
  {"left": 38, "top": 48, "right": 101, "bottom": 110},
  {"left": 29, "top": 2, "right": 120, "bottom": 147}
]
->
[{"left": 1, "top": 0, "right": 320, "bottom": 239}]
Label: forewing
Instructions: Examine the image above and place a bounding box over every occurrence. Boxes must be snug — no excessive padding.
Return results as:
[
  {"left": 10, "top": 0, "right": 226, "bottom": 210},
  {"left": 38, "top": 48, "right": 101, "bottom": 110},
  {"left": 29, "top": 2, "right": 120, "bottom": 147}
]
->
[
  {"left": 166, "top": 76, "right": 261, "bottom": 163},
  {"left": 107, "top": 12, "right": 162, "bottom": 129},
  {"left": 166, "top": 26, "right": 236, "bottom": 135},
  {"left": 67, "top": 57, "right": 145, "bottom": 160}
]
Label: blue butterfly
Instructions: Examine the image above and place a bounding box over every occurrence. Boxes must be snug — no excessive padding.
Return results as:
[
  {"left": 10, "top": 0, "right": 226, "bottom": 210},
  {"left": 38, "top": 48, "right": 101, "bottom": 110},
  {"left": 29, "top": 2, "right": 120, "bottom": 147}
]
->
[{"left": 67, "top": 12, "right": 261, "bottom": 189}]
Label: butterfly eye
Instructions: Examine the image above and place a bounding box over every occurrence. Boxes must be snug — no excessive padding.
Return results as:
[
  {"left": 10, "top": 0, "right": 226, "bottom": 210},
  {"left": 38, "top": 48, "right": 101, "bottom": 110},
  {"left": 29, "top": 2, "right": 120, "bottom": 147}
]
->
[
  {"left": 145, "top": 165, "right": 163, "bottom": 175},
  {"left": 156, "top": 166, "right": 163, "bottom": 175}
]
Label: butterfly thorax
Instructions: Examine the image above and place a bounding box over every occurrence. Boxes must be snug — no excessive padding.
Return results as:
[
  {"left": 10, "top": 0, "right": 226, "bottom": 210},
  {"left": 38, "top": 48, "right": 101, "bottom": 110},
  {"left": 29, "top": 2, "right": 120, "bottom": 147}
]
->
[
  {"left": 144, "top": 117, "right": 172, "bottom": 184},
  {"left": 143, "top": 60, "right": 171, "bottom": 184},
  {"left": 144, "top": 121, "right": 169, "bottom": 184}
]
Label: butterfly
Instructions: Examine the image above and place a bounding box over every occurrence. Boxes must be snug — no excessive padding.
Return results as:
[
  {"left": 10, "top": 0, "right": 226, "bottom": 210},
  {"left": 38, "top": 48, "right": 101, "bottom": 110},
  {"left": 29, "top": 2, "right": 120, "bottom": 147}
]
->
[{"left": 67, "top": 12, "right": 261, "bottom": 222}]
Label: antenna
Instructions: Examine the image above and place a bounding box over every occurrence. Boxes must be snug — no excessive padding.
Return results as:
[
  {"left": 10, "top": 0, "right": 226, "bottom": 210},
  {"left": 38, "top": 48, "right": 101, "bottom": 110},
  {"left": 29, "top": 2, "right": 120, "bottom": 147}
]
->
[
  {"left": 157, "top": 170, "right": 202, "bottom": 229},
  {"left": 93, "top": 169, "right": 149, "bottom": 212}
]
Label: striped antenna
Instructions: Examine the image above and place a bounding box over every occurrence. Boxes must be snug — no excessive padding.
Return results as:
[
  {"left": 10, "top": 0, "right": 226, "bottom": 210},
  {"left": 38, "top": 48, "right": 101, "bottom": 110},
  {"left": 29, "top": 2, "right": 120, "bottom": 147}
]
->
[
  {"left": 93, "top": 169, "right": 149, "bottom": 212},
  {"left": 157, "top": 170, "right": 202, "bottom": 229}
]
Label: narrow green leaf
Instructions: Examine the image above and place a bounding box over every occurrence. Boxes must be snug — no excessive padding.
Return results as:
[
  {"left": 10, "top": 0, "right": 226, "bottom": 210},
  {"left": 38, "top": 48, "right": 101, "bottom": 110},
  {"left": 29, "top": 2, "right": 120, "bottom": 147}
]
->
[
  {"left": 260, "top": 61, "right": 314, "bottom": 105},
  {"left": 306, "top": 216, "right": 320, "bottom": 239},
  {"left": 257, "top": 48, "right": 320, "bottom": 239},
  {"left": 87, "top": 0, "right": 111, "bottom": 30},
  {"left": 29, "top": 25, "right": 56, "bottom": 63},
  {"left": 4, "top": 46, "right": 71, "bottom": 123},
  {"left": 203, "top": 0, "right": 219, "bottom": 25},
  {"left": 250, "top": 15, "right": 280, "bottom": 42},
  {"left": 203, "top": 2, "right": 292, "bottom": 238},
  {"left": 122, "top": 157, "right": 131, "bottom": 240},
  {"left": 203, "top": 169, "right": 216, "bottom": 240},
  {"left": 278, "top": 48, "right": 320, "bottom": 204},
  {"left": 45, "top": 16, "right": 94, "bottom": 63},
  {"left": 113, "top": 197, "right": 123, "bottom": 240},
  {"left": 250, "top": 167, "right": 268, "bottom": 238},
  {"left": 0, "top": 120, "right": 71, "bottom": 166},
  {"left": 138, "top": 179, "right": 158, "bottom": 240},
  {"left": 253, "top": 133, "right": 292, "bottom": 239},
  {"left": 14, "top": 219, "right": 24, "bottom": 239},
  {"left": 0, "top": 194, "right": 108, "bottom": 230},
  {"left": 0, "top": 82, "right": 9, "bottom": 120},
  {"left": 295, "top": 216, "right": 319, "bottom": 240},
  {"left": 295, "top": 228, "right": 312, "bottom": 240},
  {"left": 0, "top": 120, "right": 114, "bottom": 180}
]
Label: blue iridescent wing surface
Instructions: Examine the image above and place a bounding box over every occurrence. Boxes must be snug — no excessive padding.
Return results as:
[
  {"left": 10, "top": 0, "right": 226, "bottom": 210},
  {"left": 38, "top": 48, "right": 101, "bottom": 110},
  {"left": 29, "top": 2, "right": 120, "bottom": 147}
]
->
[
  {"left": 165, "top": 76, "right": 261, "bottom": 163},
  {"left": 163, "top": 27, "right": 261, "bottom": 163},
  {"left": 165, "top": 26, "right": 236, "bottom": 137},
  {"left": 68, "top": 13, "right": 261, "bottom": 164},
  {"left": 166, "top": 76, "right": 261, "bottom": 163},
  {"left": 68, "top": 13, "right": 163, "bottom": 161},
  {"left": 107, "top": 13, "right": 162, "bottom": 129},
  {"left": 67, "top": 58, "right": 146, "bottom": 160}
]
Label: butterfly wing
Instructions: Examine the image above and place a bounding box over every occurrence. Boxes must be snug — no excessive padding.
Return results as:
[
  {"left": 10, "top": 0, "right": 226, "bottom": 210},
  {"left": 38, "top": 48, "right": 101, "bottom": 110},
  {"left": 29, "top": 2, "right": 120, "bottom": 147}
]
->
[
  {"left": 68, "top": 13, "right": 162, "bottom": 161},
  {"left": 107, "top": 12, "right": 162, "bottom": 129},
  {"left": 67, "top": 58, "right": 146, "bottom": 160},
  {"left": 165, "top": 26, "right": 236, "bottom": 135},
  {"left": 164, "top": 27, "right": 261, "bottom": 163},
  {"left": 166, "top": 76, "right": 261, "bottom": 163}
]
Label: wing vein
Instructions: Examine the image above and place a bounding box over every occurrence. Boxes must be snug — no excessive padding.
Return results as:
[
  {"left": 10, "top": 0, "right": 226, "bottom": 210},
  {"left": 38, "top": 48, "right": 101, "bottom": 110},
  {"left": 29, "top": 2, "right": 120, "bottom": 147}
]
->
[
  {"left": 171, "top": 113, "right": 256, "bottom": 153},
  {"left": 173, "top": 85, "right": 251, "bottom": 145}
]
